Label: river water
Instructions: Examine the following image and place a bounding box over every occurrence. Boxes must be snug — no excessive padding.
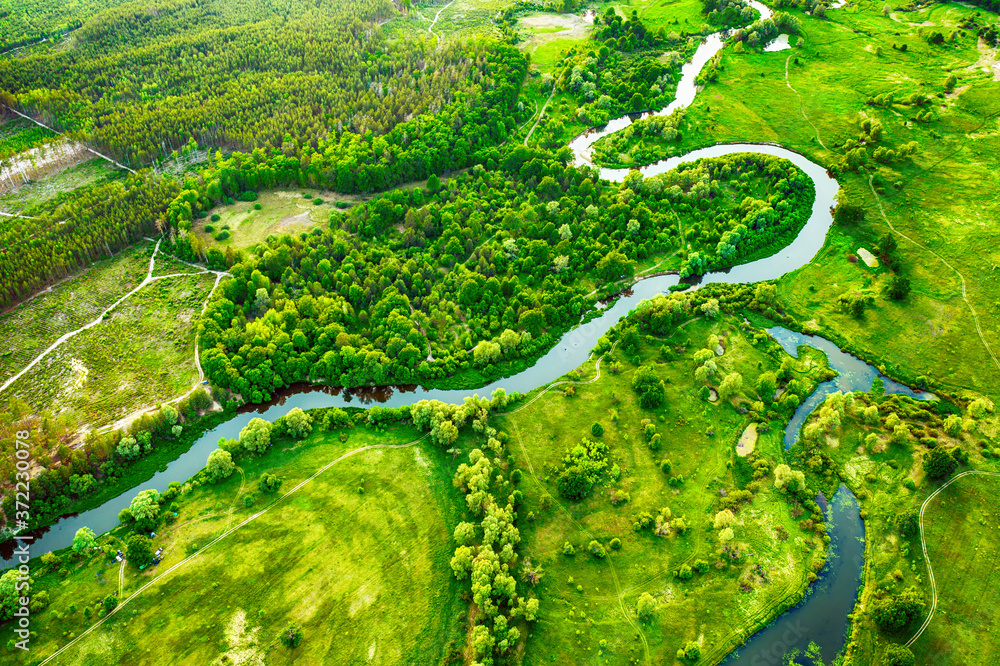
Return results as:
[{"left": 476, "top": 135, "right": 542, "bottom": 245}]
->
[{"left": 5, "top": 3, "right": 880, "bottom": 664}]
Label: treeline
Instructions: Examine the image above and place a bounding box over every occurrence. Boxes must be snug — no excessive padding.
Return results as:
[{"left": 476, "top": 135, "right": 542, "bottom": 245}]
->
[
  {"left": 180, "top": 145, "right": 813, "bottom": 404},
  {"left": 0, "top": 38, "right": 526, "bottom": 309},
  {"left": 0, "top": 174, "right": 178, "bottom": 307},
  {"left": 0, "top": 390, "right": 214, "bottom": 533}
]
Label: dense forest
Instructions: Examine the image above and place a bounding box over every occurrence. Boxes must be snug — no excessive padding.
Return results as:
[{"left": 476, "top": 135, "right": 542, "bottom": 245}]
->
[
  {"left": 186, "top": 148, "right": 813, "bottom": 402},
  {"left": 0, "top": 0, "right": 495, "bottom": 165},
  {"left": 0, "top": 32, "right": 527, "bottom": 308}
]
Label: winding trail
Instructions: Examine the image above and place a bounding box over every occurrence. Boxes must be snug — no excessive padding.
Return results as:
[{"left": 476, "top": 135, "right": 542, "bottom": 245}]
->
[
  {"left": 905, "top": 469, "right": 1000, "bottom": 648},
  {"left": 38, "top": 434, "right": 428, "bottom": 666},
  {"left": 427, "top": 0, "right": 455, "bottom": 46},
  {"left": 0, "top": 237, "right": 231, "bottom": 435},
  {"left": 868, "top": 175, "right": 1000, "bottom": 375},
  {"left": 117, "top": 558, "right": 126, "bottom": 598},
  {"left": 0, "top": 239, "right": 163, "bottom": 394},
  {"left": 785, "top": 53, "right": 827, "bottom": 150}
]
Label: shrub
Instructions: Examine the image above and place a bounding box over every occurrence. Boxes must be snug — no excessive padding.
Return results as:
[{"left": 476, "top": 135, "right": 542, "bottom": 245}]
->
[
  {"left": 279, "top": 622, "right": 303, "bottom": 648},
  {"left": 591, "top": 422, "right": 604, "bottom": 437},
  {"left": 923, "top": 447, "right": 957, "bottom": 479},
  {"left": 215, "top": 230, "right": 230, "bottom": 241},
  {"left": 103, "top": 595, "right": 118, "bottom": 611},
  {"left": 589, "top": 540, "right": 606, "bottom": 558},
  {"left": 210, "top": 213, "right": 221, "bottom": 222},
  {"left": 660, "top": 459, "right": 673, "bottom": 474},
  {"left": 204, "top": 224, "right": 215, "bottom": 233},
  {"left": 237, "top": 191, "right": 258, "bottom": 202},
  {"left": 609, "top": 538, "right": 622, "bottom": 550},
  {"left": 313, "top": 197, "right": 324, "bottom": 205},
  {"left": 253, "top": 203, "right": 262, "bottom": 210},
  {"left": 562, "top": 542, "right": 576, "bottom": 556},
  {"left": 871, "top": 589, "right": 924, "bottom": 631},
  {"left": 258, "top": 473, "right": 282, "bottom": 493},
  {"left": 882, "top": 643, "right": 915, "bottom": 666}
]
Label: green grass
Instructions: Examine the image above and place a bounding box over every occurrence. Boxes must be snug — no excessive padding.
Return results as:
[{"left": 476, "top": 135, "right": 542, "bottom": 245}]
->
[
  {"left": 0, "top": 243, "right": 153, "bottom": 388},
  {"left": 911, "top": 474, "right": 1000, "bottom": 665},
  {"left": 11, "top": 422, "right": 466, "bottom": 665},
  {"left": 4, "top": 269, "right": 216, "bottom": 429},
  {"left": 497, "top": 316, "right": 832, "bottom": 665},
  {"left": 194, "top": 190, "right": 350, "bottom": 250},
  {"left": 789, "top": 388, "right": 1000, "bottom": 665},
  {"left": 0, "top": 159, "right": 120, "bottom": 214}
]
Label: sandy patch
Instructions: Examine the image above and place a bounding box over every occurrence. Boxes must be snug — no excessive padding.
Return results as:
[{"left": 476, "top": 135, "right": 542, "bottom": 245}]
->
[
  {"left": 857, "top": 247, "right": 879, "bottom": 268},
  {"left": 349, "top": 582, "right": 377, "bottom": 617},
  {"left": 218, "top": 609, "right": 264, "bottom": 666},
  {"left": 968, "top": 37, "right": 1000, "bottom": 81},
  {"left": 736, "top": 423, "right": 758, "bottom": 456}
]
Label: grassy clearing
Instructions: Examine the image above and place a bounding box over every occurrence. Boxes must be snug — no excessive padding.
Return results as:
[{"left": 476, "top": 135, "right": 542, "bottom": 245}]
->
[
  {"left": 0, "top": 242, "right": 154, "bottom": 388},
  {"left": 587, "top": 1, "right": 1000, "bottom": 400},
  {"left": 912, "top": 474, "right": 1000, "bottom": 665},
  {"left": 498, "top": 316, "right": 832, "bottom": 664},
  {"left": 11, "top": 423, "right": 466, "bottom": 665},
  {"left": 0, "top": 159, "right": 120, "bottom": 214},
  {"left": 194, "top": 190, "right": 350, "bottom": 251},
  {"left": 4, "top": 271, "right": 215, "bottom": 429}
]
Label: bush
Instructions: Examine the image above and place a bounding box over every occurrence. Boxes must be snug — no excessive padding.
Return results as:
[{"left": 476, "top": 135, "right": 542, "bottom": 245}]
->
[
  {"left": 923, "top": 447, "right": 957, "bottom": 479},
  {"left": 253, "top": 202, "right": 262, "bottom": 210},
  {"left": 313, "top": 197, "right": 324, "bottom": 205},
  {"left": 589, "top": 540, "right": 606, "bottom": 558},
  {"left": 871, "top": 589, "right": 924, "bottom": 631},
  {"left": 258, "top": 473, "right": 283, "bottom": 493},
  {"left": 882, "top": 644, "right": 915, "bottom": 666},
  {"left": 210, "top": 213, "right": 221, "bottom": 222},
  {"left": 204, "top": 224, "right": 215, "bottom": 233},
  {"left": 591, "top": 422, "right": 604, "bottom": 437},
  {"left": 279, "top": 622, "right": 303, "bottom": 648},
  {"left": 215, "top": 230, "right": 230, "bottom": 241},
  {"left": 511, "top": 469, "right": 522, "bottom": 484},
  {"left": 562, "top": 542, "right": 576, "bottom": 556},
  {"left": 609, "top": 537, "right": 622, "bottom": 550},
  {"left": 660, "top": 459, "right": 673, "bottom": 474},
  {"left": 103, "top": 595, "right": 118, "bottom": 611},
  {"left": 237, "top": 191, "right": 258, "bottom": 202}
]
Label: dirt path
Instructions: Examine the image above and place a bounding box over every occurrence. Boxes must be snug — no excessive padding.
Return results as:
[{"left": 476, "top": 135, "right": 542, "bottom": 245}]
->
[
  {"left": 504, "top": 343, "right": 651, "bottom": 662},
  {"left": 428, "top": 0, "right": 455, "bottom": 46},
  {"left": 905, "top": 469, "right": 1000, "bottom": 648},
  {"left": 117, "top": 558, "right": 126, "bottom": 598},
  {"left": 524, "top": 84, "right": 555, "bottom": 146},
  {"left": 785, "top": 54, "right": 827, "bottom": 150},
  {"left": 868, "top": 175, "right": 1000, "bottom": 376},
  {"left": 37, "top": 434, "right": 429, "bottom": 666}
]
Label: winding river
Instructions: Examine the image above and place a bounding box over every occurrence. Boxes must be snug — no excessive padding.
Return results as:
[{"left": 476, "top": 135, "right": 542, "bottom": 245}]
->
[{"left": 5, "top": 3, "right": 896, "bottom": 663}]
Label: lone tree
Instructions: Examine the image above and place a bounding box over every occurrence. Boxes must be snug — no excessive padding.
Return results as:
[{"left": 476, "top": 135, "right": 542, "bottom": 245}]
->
[
  {"left": 923, "top": 447, "right": 957, "bottom": 479},
  {"left": 632, "top": 364, "right": 666, "bottom": 408},
  {"left": 279, "top": 622, "right": 304, "bottom": 648},
  {"left": 103, "top": 595, "right": 119, "bottom": 612},
  {"left": 240, "top": 418, "right": 272, "bottom": 454},
  {"left": 126, "top": 535, "right": 154, "bottom": 568},
  {"left": 72, "top": 527, "right": 98, "bottom": 554},
  {"left": 882, "top": 643, "right": 915, "bottom": 666},
  {"left": 281, "top": 407, "right": 313, "bottom": 439},
  {"left": 128, "top": 489, "right": 161, "bottom": 533},
  {"left": 206, "top": 448, "right": 235, "bottom": 483},
  {"left": 258, "top": 473, "right": 282, "bottom": 493},
  {"left": 871, "top": 589, "right": 924, "bottom": 631},
  {"left": 636, "top": 592, "right": 657, "bottom": 620}
]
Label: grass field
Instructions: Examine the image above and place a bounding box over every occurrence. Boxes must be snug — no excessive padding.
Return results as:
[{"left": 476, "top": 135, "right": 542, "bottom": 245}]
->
[
  {"left": 11, "top": 422, "right": 466, "bottom": 665},
  {"left": 2, "top": 267, "right": 216, "bottom": 429},
  {"left": 0, "top": 243, "right": 153, "bottom": 389},
  {"left": 912, "top": 474, "right": 1000, "bottom": 665},
  {"left": 0, "top": 159, "right": 120, "bottom": 213},
  {"left": 584, "top": 1, "right": 1000, "bottom": 401},
  {"left": 497, "top": 315, "right": 832, "bottom": 664},
  {"left": 194, "top": 190, "right": 351, "bottom": 251}
]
